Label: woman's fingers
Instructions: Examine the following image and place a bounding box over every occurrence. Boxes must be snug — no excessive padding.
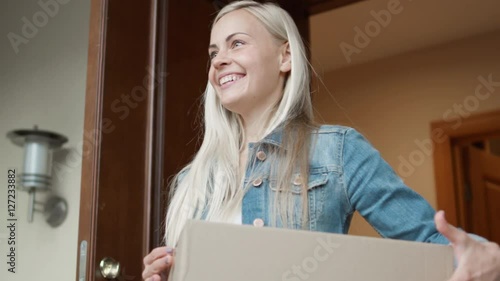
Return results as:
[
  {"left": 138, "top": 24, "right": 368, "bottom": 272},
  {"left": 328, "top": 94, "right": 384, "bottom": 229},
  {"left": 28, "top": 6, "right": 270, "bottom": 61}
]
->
[
  {"left": 446, "top": 265, "right": 473, "bottom": 281},
  {"left": 147, "top": 274, "right": 162, "bottom": 281},
  {"left": 143, "top": 246, "right": 169, "bottom": 266},
  {"left": 142, "top": 255, "right": 172, "bottom": 280},
  {"left": 147, "top": 255, "right": 174, "bottom": 281},
  {"left": 435, "top": 210, "right": 470, "bottom": 261},
  {"left": 435, "top": 210, "right": 500, "bottom": 281},
  {"left": 435, "top": 211, "right": 470, "bottom": 249},
  {"left": 143, "top": 247, "right": 175, "bottom": 281},
  {"left": 446, "top": 241, "right": 500, "bottom": 281}
]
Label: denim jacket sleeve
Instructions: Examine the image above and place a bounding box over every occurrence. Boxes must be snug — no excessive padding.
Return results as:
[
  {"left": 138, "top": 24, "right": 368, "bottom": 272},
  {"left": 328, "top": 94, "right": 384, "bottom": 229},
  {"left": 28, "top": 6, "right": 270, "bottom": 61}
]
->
[{"left": 341, "top": 128, "right": 449, "bottom": 244}]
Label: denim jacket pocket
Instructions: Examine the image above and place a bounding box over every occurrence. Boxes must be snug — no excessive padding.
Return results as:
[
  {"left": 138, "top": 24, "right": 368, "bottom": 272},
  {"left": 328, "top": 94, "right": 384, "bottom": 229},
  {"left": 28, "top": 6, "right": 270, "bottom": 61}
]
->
[
  {"left": 269, "top": 167, "right": 329, "bottom": 194},
  {"left": 268, "top": 168, "right": 329, "bottom": 229}
]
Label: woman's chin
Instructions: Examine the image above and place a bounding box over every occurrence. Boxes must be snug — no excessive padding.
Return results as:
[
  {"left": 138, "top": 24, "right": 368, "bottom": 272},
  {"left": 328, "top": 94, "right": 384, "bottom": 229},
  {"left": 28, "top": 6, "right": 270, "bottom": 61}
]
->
[
  {"left": 220, "top": 102, "right": 241, "bottom": 114},
  {"left": 219, "top": 99, "right": 247, "bottom": 115}
]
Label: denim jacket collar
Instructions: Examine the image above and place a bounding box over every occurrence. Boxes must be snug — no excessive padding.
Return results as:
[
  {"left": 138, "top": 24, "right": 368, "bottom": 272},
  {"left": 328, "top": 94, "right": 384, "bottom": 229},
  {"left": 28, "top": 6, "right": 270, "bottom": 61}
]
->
[
  {"left": 254, "top": 124, "right": 320, "bottom": 148},
  {"left": 258, "top": 126, "right": 283, "bottom": 147},
  {"left": 245, "top": 124, "right": 285, "bottom": 149}
]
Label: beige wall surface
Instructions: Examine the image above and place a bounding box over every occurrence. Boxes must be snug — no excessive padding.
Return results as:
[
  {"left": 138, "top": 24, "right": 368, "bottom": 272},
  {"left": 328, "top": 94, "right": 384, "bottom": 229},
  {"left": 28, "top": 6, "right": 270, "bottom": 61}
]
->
[
  {"left": 313, "top": 30, "right": 500, "bottom": 237},
  {"left": 0, "top": 0, "right": 90, "bottom": 280}
]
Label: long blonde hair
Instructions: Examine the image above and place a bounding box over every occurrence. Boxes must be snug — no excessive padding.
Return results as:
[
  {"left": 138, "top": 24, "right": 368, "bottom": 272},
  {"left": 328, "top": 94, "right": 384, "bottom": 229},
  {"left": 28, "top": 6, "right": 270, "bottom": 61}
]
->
[{"left": 164, "top": 0, "right": 316, "bottom": 246}]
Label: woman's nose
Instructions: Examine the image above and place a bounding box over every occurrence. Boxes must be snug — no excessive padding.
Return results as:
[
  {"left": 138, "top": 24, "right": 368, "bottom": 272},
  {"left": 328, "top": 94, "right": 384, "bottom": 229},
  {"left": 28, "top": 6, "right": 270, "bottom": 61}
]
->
[{"left": 212, "top": 51, "right": 231, "bottom": 68}]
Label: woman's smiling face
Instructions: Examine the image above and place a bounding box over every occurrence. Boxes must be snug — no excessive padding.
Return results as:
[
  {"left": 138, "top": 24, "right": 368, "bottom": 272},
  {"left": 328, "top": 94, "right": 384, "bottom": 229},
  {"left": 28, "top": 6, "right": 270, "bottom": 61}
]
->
[{"left": 208, "top": 9, "right": 290, "bottom": 117}]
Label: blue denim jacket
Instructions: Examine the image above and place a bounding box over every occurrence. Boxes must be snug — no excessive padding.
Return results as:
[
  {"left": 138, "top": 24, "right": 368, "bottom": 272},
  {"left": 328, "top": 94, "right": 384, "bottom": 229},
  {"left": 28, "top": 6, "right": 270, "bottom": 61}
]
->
[{"left": 239, "top": 125, "right": 449, "bottom": 244}]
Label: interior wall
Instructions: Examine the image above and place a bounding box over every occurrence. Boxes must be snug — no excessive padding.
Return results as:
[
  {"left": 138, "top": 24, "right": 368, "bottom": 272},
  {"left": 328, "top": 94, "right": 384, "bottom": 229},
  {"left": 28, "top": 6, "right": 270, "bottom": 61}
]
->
[
  {"left": 313, "top": 30, "right": 500, "bottom": 237},
  {"left": 0, "top": 0, "right": 90, "bottom": 280}
]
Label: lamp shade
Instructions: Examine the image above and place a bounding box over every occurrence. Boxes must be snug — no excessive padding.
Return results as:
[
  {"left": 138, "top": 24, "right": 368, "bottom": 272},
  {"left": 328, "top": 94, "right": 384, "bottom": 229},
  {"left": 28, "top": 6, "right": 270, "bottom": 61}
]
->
[{"left": 7, "top": 128, "right": 68, "bottom": 191}]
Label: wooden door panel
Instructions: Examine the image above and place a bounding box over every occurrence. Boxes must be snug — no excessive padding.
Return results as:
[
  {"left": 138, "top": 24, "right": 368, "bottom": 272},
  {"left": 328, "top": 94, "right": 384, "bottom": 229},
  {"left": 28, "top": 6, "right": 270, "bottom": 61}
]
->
[
  {"left": 432, "top": 110, "right": 500, "bottom": 226},
  {"left": 77, "top": 0, "right": 158, "bottom": 280},
  {"left": 467, "top": 146, "right": 500, "bottom": 244},
  {"left": 485, "top": 182, "right": 500, "bottom": 242}
]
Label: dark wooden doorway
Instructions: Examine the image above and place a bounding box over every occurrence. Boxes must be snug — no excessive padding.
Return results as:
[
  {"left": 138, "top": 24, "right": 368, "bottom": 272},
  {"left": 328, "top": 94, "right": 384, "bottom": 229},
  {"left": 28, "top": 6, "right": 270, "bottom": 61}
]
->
[
  {"left": 433, "top": 110, "right": 500, "bottom": 242},
  {"left": 77, "top": 0, "right": 163, "bottom": 279},
  {"left": 457, "top": 141, "right": 500, "bottom": 244}
]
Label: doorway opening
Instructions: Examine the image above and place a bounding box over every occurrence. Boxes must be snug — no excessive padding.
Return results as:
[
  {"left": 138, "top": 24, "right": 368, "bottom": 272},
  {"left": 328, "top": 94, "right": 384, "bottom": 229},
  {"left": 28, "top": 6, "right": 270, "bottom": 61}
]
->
[{"left": 432, "top": 110, "right": 500, "bottom": 244}]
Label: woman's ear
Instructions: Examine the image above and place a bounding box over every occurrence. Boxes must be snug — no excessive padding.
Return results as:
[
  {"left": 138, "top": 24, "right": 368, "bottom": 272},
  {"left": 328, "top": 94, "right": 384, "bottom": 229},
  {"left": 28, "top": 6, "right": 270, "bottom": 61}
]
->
[{"left": 279, "top": 42, "right": 291, "bottom": 73}]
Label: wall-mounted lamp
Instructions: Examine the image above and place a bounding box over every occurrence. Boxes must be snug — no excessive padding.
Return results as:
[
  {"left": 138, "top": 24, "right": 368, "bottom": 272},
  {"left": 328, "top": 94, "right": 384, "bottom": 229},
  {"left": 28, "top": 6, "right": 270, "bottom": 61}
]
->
[{"left": 7, "top": 126, "right": 68, "bottom": 227}]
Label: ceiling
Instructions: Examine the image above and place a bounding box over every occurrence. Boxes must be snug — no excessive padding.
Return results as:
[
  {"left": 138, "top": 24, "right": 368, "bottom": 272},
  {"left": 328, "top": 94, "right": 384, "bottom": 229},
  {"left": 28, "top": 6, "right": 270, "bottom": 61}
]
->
[
  {"left": 210, "top": 0, "right": 363, "bottom": 14},
  {"left": 307, "top": 0, "right": 365, "bottom": 14},
  {"left": 310, "top": 0, "right": 500, "bottom": 72}
]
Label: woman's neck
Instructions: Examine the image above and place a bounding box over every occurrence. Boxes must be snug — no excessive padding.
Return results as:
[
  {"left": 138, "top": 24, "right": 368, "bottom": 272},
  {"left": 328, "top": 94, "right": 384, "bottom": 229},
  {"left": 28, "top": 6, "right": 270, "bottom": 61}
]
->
[{"left": 240, "top": 109, "right": 273, "bottom": 145}]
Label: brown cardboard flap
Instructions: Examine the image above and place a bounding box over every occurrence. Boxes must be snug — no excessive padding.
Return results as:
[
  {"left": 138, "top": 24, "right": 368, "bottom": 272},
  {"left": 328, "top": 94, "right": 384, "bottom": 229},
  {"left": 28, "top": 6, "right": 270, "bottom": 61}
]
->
[{"left": 169, "top": 220, "right": 454, "bottom": 281}]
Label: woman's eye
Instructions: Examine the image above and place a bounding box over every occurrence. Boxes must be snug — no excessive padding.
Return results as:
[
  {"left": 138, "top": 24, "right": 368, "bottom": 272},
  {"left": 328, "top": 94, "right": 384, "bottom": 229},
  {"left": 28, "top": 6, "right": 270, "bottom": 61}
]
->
[
  {"left": 232, "top": 40, "right": 244, "bottom": 48},
  {"left": 209, "top": 51, "right": 218, "bottom": 60}
]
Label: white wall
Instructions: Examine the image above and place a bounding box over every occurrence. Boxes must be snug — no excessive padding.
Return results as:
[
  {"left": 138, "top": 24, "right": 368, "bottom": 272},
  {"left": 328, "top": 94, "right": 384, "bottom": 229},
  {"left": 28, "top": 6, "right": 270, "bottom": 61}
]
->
[
  {"left": 0, "top": 0, "right": 90, "bottom": 280},
  {"left": 313, "top": 30, "right": 500, "bottom": 237}
]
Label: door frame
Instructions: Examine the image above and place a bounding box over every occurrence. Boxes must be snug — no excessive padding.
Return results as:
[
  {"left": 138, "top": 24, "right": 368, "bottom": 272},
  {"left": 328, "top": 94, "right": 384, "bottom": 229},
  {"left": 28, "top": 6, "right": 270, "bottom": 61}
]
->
[
  {"left": 76, "top": 0, "right": 167, "bottom": 279},
  {"left": 76, "top": 0, "right": 107, "bottom": 279},
  {"left": 432, "top": 109, "right": 500, "bottom": 227}
]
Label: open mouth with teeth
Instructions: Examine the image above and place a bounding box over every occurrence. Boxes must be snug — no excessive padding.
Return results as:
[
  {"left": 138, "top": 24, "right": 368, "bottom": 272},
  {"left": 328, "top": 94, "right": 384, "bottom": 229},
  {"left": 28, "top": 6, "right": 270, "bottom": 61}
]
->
[{"left": 219, "top": 74, "right": 246, "bottom": 89}]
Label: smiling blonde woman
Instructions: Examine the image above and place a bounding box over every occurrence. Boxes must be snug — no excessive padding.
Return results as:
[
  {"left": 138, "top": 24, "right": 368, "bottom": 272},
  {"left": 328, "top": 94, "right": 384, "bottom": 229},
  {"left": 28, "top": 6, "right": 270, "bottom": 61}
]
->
[{"left": 142, "top": 1, "right": 500, "bottom": 281}]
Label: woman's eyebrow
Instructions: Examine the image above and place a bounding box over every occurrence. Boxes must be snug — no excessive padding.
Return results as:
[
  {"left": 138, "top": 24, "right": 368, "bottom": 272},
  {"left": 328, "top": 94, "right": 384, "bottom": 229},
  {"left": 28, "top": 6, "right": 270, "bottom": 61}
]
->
[{"left": 208, "top": 32, "right": 249, "bottom": 49}]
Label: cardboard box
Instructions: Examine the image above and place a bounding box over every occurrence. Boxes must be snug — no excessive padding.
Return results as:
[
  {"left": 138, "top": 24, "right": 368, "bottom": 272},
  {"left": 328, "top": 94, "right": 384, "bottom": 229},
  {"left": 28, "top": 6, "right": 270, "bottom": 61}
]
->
[{"left": 169, "top": 220, "right": 454, "bottom": 281}]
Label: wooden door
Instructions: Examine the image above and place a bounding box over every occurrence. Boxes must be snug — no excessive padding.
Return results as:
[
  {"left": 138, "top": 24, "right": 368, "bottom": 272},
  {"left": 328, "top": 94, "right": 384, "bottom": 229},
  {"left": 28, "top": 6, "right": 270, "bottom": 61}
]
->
[
  {"left": 77, "top": 0, "right": 168, "bottom": 280},
  {"left": 433, "top": 110, "right": 500, "bottom": 227},
  {"left": 466, "top": 146, "right": 500, "bottom": 244}
]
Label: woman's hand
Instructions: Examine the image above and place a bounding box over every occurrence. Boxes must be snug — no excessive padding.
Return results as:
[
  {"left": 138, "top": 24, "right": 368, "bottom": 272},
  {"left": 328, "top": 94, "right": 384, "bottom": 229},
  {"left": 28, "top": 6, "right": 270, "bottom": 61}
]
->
[
  {"left": 435, "top": 210, "right": 500, "bottom": 281},
  {"left": 142, "top": 246, "right": 175, "bottom": 281}
]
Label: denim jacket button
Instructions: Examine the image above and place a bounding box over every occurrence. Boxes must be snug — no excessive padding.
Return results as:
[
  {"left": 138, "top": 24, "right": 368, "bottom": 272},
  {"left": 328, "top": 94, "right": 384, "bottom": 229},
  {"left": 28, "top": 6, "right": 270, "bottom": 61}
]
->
[
  {"left": 256, "top": 151, "right": 267, "bottom": 161},
  {"left": 293, "top": 175, "right": 302, "bottom": 186},
  {"left": 253, "top": 218, "right": 264, "bottom": 227},
  {"left": 252, "top": 178, "right": 263, "bottom": 187}
]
